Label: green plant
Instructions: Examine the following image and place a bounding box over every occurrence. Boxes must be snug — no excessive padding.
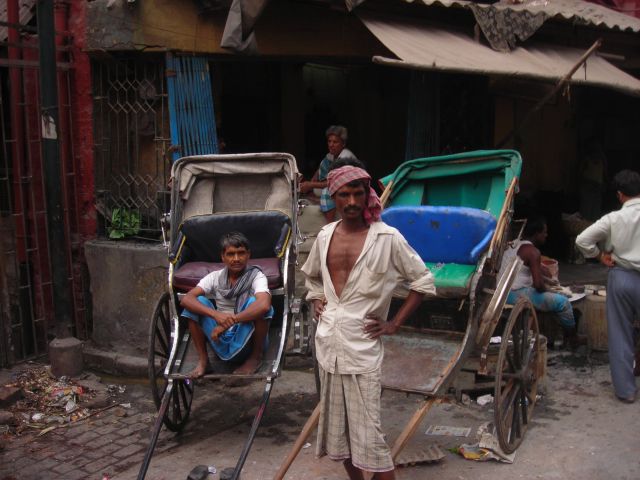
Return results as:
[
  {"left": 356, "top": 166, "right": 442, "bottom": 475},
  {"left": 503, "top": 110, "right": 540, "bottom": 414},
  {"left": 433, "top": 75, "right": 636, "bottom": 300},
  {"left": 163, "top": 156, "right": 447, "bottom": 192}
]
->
[{"left": 109, "top": 208, "right": 141, "bottom": 239}]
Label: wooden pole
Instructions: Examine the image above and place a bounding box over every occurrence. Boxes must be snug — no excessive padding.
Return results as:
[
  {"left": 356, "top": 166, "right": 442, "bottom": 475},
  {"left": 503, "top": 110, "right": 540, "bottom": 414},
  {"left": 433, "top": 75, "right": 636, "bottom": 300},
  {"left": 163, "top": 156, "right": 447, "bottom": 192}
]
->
[
  {"left": 488, "top": 177, "right": 518, "bottom": 257},
  {"left": 390, "top": 398, "right": 436, "bottom": 460},
  {"left": 496, "top": 38, "right": 603, "bottom": 148},
  {"left": 380, "top": 180, "right": 394, "bottom": 208},
  {"left": 273, "top": 403, "right": 321, "bottom": 480}
]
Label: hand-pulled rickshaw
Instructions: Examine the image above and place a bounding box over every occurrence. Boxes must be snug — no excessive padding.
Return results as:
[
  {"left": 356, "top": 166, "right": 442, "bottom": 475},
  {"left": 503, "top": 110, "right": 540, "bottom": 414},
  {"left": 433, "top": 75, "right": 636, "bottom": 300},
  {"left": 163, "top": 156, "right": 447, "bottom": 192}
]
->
[
  {"left": 137, "top": 149, "right": 540, "bottom": 479},
  {"left": 276, "top": 149, "right": 541, "bottom": 477},
  {"left": 138, "top": 153, "right": 307, "bottom": 480}
]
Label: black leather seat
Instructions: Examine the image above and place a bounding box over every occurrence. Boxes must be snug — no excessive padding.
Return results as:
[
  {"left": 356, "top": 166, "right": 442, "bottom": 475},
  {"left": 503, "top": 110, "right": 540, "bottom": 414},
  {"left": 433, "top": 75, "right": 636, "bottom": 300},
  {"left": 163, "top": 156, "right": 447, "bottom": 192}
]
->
[{"left": 171, "top": 210, "right": 290, "bottom": 292}]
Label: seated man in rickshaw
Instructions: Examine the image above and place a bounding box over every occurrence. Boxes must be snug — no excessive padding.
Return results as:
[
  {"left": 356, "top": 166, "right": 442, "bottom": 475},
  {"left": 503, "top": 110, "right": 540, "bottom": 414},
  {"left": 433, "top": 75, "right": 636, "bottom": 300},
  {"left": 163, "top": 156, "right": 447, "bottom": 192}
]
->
[{"left": 180, "top": 232, "right": 273, "bottom": 377}]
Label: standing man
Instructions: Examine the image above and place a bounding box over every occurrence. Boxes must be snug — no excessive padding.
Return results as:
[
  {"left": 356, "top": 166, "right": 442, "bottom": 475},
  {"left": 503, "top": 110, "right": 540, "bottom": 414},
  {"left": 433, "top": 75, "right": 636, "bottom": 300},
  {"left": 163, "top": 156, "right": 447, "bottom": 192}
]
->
[
  {"left": 576, "top": 169, "right": 640, "bottom": 403},
  {"left": 302, "top": 166, "right": 435, "bottom": 479}
]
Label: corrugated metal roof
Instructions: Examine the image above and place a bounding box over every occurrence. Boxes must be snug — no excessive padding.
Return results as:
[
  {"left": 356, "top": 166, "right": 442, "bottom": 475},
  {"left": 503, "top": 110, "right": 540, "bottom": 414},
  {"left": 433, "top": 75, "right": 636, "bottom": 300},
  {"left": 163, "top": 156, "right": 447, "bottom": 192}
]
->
[
  {"left": 360, "top": 12, "right": 640, "bottom": 96},
  {"left": 0, "top": 0, "right": 36, "bottom": 42},
  {"left": 405, "top": 0, "right": 640, "bottom": 32}
]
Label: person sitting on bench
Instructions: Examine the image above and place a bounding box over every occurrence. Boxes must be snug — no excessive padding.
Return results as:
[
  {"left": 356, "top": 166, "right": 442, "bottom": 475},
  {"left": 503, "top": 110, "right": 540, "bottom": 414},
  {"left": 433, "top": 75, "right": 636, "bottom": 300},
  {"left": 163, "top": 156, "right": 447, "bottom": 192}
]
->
[
  {"left": 180, "top": 231, "right": 273, "bottom": 377},
  {"left": 499, "top": 217, "right": 585, "bottom": 349}
]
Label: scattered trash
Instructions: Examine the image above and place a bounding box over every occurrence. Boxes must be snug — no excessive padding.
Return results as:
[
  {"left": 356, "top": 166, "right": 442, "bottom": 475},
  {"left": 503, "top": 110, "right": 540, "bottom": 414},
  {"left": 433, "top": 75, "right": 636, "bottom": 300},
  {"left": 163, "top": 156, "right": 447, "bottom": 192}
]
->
[
  {"left": 395, "top": 445, "right": 445, "bottom": 467},
  {"left": 460, "top": 393, "right": 471, "bottom": 406},
  {"left": 208, "top": 466, "right": 217, "bottom": 474},
  {"left": 38, "top": 425, "right": 58, "bottom": 437},
  {"left": 65, "top": 399, "right": 78, "bottom": 414},
  {"left": 302, "top": 442, "right": 311, "bottom": 449},
  {"left": 113, "top": 407, "right": 128, "bottom": 418},
  {"left": 456, "top": 423, "right": 515, "bottom": 464},
  {"left": 119, "top": 403, "right": 132, "bottom": 409},
  {"left": 490, "top": 336, "right": 501, "bottom": 344},
  {"left": 106, "top": 384, "right": 127, "bottom": 396},
  {"left": 31, "top": 412, "right": 45, "bottom": 422},
  {"left": 45, "top": 415, "right": 66, "bottom": 424},
  {"left": 476, "top": 394, "right": 494, "bottom": 406},
  {"left": 425, "top": 425, "right": 471, "bottom": 437},
  {"left": 1, "top": 364, "right": 98, "bottom": 436},
  {"left": 102, "top": 474, "right": 111, "bottom": 480}
]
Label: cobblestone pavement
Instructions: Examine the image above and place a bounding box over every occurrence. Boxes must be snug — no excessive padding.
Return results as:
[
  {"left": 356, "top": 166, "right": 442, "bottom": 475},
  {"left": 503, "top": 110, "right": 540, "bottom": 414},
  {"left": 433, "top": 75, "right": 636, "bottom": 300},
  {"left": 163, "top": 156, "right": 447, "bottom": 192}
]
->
[
  {"left": 0, "top": 374, "right": 158, "bottom": 480},
  {"left": 0, "top": 361, "right": 317, "bottom": 480},
  {"left": 3, "top": 351, "right": 640, "bottom": 480}
]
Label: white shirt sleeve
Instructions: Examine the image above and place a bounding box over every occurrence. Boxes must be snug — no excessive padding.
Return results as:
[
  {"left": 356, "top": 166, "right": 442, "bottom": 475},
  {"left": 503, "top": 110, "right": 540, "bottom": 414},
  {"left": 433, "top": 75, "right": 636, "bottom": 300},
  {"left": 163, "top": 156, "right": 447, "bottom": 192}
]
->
[
  {"left": 392, "top": 231, "right": 436, "bottom": 296},
  {"left": 252, "top": 271, "right": 270, "bottom": 294},
  {"left": 196, "top": 270, "right": 220, "bottom": 294},
  {"left": 575, "top": 215, "right": 612, "bottom": 258}
]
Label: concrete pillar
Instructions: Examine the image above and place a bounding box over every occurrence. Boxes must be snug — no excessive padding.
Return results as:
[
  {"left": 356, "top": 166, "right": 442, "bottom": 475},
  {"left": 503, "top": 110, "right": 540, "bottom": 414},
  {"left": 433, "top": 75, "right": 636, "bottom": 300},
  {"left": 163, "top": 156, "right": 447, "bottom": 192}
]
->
[{"left": 49, "top": 337, "right": 84, "bottom": 378}]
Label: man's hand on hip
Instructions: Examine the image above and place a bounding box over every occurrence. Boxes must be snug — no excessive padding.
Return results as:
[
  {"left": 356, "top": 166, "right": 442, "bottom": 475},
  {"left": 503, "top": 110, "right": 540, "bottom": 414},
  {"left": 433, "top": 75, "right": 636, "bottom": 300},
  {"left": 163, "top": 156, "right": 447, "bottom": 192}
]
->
[
  {"left": 599, "top": 251, "right": 615, "bottom": 267},
  {"left": 312, "top": 299, "right": 326, "bottom": 320},
  {"left": 364, "top": 314, "right": 398, "bottom": 339}
]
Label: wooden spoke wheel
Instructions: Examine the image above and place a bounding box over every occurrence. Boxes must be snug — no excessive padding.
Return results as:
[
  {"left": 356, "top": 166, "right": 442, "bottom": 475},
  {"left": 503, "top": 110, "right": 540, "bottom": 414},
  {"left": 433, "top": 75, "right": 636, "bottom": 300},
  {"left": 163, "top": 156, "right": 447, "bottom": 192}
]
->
[
  {"left": 148, "top": 292, "right": 172, "bottom": 408},
  {"left": 494, "top": 297, "right": 540, "bottom": 454},
  {"left": 147, "top": 292, "right": 194, "bottom": 432},
  {"left": 162, "top": 377, "right": 194, "bottom": 432}
]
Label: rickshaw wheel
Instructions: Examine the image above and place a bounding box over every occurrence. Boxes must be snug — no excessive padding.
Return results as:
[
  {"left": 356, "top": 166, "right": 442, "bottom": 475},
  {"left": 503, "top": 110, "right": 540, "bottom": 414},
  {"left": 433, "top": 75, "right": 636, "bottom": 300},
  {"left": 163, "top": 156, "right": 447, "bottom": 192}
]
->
[
  {"left": 148, "top": 292, "right": 171, "bottom": 408},
  {"left": 147, "top": 292, "right": 195, "bottom": 432},
  {"left": 494, "top": 297, "right": 540, "bottom": 454},
  {"left": 162, "top": 376, "right": 194, "bottom": 432}
]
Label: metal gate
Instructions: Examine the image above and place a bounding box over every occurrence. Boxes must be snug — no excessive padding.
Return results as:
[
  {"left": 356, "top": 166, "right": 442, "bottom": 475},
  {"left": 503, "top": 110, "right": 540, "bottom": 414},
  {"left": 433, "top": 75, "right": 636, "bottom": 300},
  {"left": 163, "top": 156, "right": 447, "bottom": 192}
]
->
[
  {"left": 0, "top": 5, "right": 88, "bottom": 366},
  {"left": 92, "top": 54, "right": 172, "bottom": 238}
]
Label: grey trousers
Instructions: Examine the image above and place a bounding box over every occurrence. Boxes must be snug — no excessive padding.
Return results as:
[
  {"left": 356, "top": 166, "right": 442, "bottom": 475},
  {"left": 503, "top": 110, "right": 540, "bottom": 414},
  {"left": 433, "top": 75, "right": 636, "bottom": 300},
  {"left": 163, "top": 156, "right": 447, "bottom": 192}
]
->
[{"left": 606, "top": 267, "right": 640, "bottom": 399}]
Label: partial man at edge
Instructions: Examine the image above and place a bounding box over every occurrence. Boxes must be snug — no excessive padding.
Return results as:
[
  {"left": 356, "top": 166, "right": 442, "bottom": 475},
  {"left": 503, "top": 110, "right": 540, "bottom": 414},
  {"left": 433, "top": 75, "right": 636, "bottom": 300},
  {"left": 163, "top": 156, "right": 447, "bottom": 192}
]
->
[{"left": 576, "top": 169, "right": 640, "bottom": 404}]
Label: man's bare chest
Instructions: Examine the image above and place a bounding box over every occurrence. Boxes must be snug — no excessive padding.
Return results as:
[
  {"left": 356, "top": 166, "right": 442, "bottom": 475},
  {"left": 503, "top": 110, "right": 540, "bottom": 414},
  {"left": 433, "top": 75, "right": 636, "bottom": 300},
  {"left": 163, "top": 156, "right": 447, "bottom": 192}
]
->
[{"left": 326, "top": 230, "right": 368, "bottom": 276}]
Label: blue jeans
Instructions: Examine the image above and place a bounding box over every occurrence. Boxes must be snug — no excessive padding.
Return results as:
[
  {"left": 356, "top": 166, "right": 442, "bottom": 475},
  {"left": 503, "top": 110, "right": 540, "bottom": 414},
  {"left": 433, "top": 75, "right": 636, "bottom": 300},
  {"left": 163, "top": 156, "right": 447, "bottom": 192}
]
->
[
  {"left": 181, "top": 296, "right": 273, "bottom": 361},
  {"left": 507, "top": 287, "right": 575, "bottom": 328}
]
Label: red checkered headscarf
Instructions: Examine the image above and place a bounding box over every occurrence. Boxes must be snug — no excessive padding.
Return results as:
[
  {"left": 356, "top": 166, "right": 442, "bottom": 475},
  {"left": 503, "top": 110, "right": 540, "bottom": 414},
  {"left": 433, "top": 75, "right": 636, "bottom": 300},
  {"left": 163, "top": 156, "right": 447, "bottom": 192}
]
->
[{"left": 327, "top": 166, "right": 382, "bottom": 225}]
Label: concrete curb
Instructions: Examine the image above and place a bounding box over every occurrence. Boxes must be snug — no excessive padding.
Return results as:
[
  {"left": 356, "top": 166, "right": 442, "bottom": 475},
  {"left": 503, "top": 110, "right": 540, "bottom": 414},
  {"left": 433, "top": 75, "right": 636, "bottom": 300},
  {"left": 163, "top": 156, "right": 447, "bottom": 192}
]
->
[{"left": 83, "top": 345, "right": 148, "bottom": 377}]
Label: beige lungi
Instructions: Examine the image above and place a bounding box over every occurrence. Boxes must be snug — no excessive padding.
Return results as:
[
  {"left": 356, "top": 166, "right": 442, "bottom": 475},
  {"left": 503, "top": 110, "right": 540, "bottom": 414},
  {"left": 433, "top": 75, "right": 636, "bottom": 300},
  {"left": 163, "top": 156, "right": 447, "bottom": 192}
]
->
[{"left": 316, "top": 365, "right": 394, "bottom": 473}]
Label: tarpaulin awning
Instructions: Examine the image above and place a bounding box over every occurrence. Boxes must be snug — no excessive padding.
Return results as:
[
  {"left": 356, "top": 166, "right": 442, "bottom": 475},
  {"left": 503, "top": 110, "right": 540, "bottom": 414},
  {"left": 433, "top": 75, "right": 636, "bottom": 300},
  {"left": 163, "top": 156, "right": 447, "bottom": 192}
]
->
[{"left": 359, "top": 12, "right": 640, "bottom": 97}]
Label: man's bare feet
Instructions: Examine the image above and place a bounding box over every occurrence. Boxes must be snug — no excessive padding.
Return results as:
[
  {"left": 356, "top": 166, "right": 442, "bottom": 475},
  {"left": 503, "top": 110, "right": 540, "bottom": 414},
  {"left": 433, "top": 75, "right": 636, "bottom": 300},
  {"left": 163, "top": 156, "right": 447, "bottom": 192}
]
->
[
  {"left": 188, "top": 362, "right": 208, "bottom": 379},
  {"left": 233, "top": 356, "right": 262, "bottom": 375}
]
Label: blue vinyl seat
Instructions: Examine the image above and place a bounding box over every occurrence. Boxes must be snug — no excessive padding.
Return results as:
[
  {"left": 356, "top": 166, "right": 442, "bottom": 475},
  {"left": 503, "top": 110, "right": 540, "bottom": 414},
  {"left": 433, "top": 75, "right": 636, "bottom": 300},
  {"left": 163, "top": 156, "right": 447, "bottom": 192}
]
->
[{"left": 381, "top": 206, "right": 496, "bottom": 294}]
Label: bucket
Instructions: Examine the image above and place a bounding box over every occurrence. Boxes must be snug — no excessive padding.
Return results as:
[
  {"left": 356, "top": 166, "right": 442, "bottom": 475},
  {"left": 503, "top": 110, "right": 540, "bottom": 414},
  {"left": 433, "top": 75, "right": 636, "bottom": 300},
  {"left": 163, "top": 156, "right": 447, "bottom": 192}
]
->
[{"left": 584, "top": 294, "right": 608, "bottom": 351}]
